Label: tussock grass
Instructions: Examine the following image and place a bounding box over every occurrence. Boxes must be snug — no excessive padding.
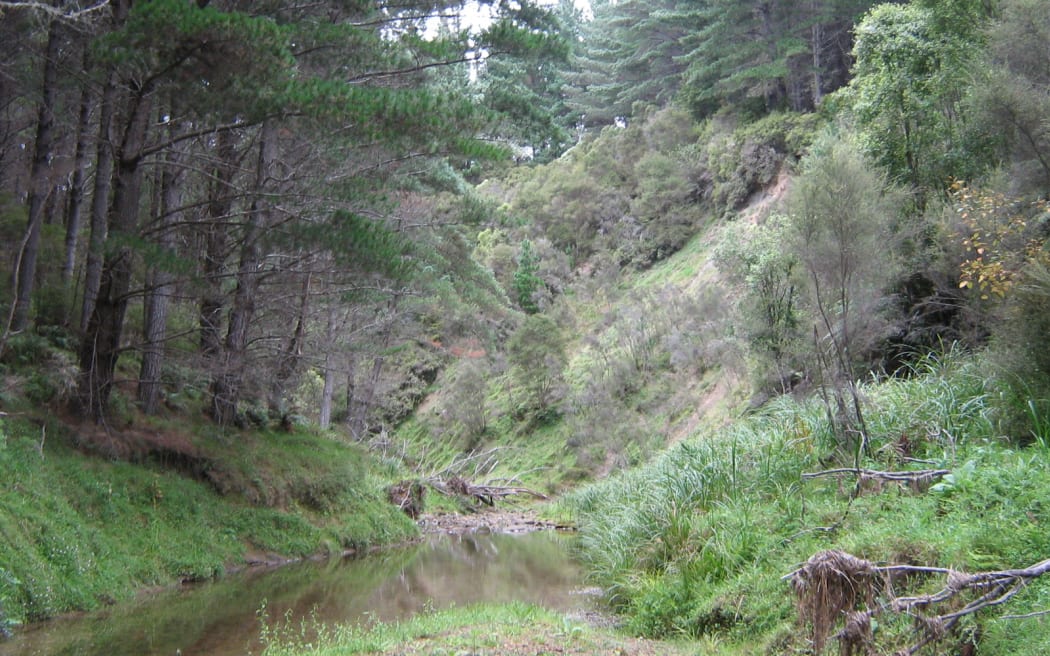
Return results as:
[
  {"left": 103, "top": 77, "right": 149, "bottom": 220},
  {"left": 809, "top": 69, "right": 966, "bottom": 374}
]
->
[{"left": 560, "top": 353, "right": 1050, "bottom": 654}]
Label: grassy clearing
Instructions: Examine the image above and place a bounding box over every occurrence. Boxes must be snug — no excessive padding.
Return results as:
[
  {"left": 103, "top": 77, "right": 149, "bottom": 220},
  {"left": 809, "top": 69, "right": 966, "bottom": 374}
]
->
[
  {"left": 0, "top": 416, "right": 417, "bottom": 631},
  {"left": 260, "top": 601, "right": 692, "bottom": 656},
  {"left": 558, "top": 353, "right": 1050, "bottom": 655}
]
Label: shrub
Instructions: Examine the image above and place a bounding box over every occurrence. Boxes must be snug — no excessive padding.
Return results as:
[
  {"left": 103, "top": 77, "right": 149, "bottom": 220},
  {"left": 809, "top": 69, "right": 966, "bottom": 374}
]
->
[{"left": 989, "top": 259, "right": 1050, "bottom": 444}]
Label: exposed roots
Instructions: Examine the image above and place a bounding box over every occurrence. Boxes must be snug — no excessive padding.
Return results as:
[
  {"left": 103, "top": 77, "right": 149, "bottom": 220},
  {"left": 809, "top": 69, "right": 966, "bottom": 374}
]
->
[
  {"left": 790, "top": 551, "right": 1050, "bottom": 655},
  {"left": 792, "top": 549, "right": 877, "bottom": 654}
]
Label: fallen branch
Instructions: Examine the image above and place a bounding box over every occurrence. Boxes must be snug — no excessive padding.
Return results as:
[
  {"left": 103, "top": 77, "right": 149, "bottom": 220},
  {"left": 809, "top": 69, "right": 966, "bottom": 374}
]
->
[
  {"left": 802, "top": 467, "right": 950, "bottom": 497},
  {"left": 790, "top": 550, "right": 1050, "bottom": 655},
  {"left": 801, "top": 467, "right": 950, "bottom": 483},
  {"left": 891, "top": 557, "right": 1050, "bottom": 655},
  {"left": 431, "top": 475, "right": 548, "bottom": 505}
]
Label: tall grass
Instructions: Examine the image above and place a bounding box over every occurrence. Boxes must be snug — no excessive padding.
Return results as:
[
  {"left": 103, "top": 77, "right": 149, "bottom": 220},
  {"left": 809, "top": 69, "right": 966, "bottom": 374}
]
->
[{"left": 561, "top": 352, "right": 1050, "bottom": 653}]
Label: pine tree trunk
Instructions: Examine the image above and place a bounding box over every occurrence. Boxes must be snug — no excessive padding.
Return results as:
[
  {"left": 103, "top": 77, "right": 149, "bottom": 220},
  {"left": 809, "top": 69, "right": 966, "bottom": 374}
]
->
[
  {"left": 76, "top": 78, "right": 153, "bottom": 422},
  {"left": 268, "top": 272, "right": 310, "bottom": 415},
  {"left": 349, "top": 355, "right": 383, "bottom": 439},
  {"left": 318, "top": 294, "right": 338, "bottom": 429},
  {"left": 80, "top": 72, "right": 118, "bottom": 333},
  {"left": 12, "top": 19, "right": 62, "bottom": 332},
  {"left": 138, "top": 109, "right": 186, "bottom": 414},
  {"left": 78, "top": 0, "right": 133, "bottom": 335},
  {"left": 63, "top": 46, "right": 94, "bottom": 286},
  {"left": 319, "top": 365, "right": 335, "bottom": 429},
  {"left": 210, "top": 120, "right": 277, "bottom": 426},
  {"left": 344, "top": 350, "right": 357, "bottom": 434},
  {"left": 811, "top": 20, "right": 824, "bottom": 107},
  {"left": 199, "top": 130, "right": 237, "bottom": 358}
]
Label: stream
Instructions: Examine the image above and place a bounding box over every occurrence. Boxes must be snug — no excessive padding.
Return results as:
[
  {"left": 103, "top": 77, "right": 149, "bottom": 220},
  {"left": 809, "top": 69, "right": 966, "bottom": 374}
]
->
[{"left": 0, "top": 530, "right": 590, "bottom": 656}]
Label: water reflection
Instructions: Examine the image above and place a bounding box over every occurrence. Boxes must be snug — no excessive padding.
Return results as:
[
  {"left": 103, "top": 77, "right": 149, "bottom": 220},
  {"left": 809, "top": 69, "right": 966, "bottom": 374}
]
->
[{"left": 0, "top": 531, "right": 585, "bottom": 656}]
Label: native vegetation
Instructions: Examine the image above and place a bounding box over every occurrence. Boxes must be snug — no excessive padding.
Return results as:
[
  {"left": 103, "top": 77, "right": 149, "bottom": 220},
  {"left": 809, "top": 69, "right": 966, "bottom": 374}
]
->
[{"left": 2, "top": 0, "right": 1050, "bottom": 653}]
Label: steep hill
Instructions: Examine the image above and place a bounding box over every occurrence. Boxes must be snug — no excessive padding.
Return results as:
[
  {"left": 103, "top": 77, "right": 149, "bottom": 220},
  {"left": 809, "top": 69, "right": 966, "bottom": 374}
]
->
[{"left": 388, "top": 108, "right": 812, "bottom": 494}]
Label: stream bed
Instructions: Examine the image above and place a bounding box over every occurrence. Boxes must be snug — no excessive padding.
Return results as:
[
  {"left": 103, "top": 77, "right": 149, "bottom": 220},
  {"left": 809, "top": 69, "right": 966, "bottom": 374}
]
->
[{"left": 0, "top": 530, "right": 590, "bottom": 656}]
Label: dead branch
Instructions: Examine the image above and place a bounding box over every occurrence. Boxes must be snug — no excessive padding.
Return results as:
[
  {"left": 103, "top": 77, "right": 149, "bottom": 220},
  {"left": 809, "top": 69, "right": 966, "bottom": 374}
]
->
[
  {"left": 801, "top": 467, "right": 950, "bottom": 483},
  {"left": 428, "top": 475, "right": 548, "bottom": 506},
  {"left": 789, "top": 550, "right": 1050, "bottom": 655}
]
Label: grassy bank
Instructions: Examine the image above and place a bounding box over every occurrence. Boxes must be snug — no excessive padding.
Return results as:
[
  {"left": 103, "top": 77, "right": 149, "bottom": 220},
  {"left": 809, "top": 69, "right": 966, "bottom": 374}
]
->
[
  {"left": 0, "top": 415, "right": 417, "bottom": 633},
  {"left": 259, "top": 601, "right": 691, "bottom": 656},
  {"left": 558, "top": 353, "right": 1050, "bottom": 655}
]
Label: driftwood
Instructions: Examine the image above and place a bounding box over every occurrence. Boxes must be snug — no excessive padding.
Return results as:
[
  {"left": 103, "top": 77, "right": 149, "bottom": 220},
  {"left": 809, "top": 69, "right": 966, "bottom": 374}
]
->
[
  {"left": 387, "top": 475, "right": 547, "bottom": 519},
  {"left": 788, "top": 549, "right": 1050, "bottom": 655},
  {"left": 434, "top": 475, "right": 549, "bottom": 506}
]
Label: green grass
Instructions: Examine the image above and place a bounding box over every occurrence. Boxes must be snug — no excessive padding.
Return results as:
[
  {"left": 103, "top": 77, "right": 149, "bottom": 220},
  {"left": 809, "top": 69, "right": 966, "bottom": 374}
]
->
[
  {"left": 259, "top": 600, "right": 692, "bottom": 656},
  {"left": 0, "top": 417, "right": 417, "bottom": 630},
  {"left": 558, "top": 353, "right": 1050, "bottom": 655}
]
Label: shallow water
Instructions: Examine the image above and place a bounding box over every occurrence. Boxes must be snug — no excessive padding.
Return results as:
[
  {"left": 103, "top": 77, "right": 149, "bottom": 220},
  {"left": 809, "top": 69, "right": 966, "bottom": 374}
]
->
[{"left": 0, "top": 531, "right": 588, "bottom": 656}]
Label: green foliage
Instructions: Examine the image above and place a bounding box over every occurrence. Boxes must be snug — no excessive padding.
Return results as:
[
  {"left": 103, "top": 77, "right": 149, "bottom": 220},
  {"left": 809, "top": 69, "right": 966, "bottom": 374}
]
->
[
  {"left": 845, "top": 1, "right": 1000, "bottom": 194},
  {"left": 566, "top": 0, "right": 696, "bottom": 126},
  {"left": 680, "top": 0, "right": 873, "bottom": 121},
  {"left": 787, "top": 131, "right": 905, "bottom": 443},
  {"left": 507, "top": 314, "right": 567, "bottom": 420},
  {"left": 704, "top": 111, "right": 823, "bottom": 212},
  {"left": 95, "top": 0, "right": 295, "bottom": 119},
  {"left": 716, "top": 215, "right": 805, "bottom": 392},
  {"left": 989, "top": 259, "right": 1050, "bottom": 444},
  {"left": 979, "top": 0, "right": 1050, "bottom": 192},
  {"left": 513, "top": 239, "right": 543, "bottom": 313},
  {"left": 563, "top": 355, "right": 1050, "bottom": 654},
  {"left": 506, "top": 106, "right": 703, "bottom": 266}
]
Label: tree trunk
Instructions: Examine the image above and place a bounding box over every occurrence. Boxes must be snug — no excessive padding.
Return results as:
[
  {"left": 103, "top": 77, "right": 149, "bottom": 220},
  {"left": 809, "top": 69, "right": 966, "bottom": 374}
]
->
[
  {"left": 344, "top": 348, "right": 358, "bottom": 434},
  {"left": 199, "top": 129, "right": 238, "bottom": 358},
  {"left": 319, "top": 323, "right": 336, "bottom": 430},
  {"left": 75, "top": 78, "right": 153, "bottom": 422},
  {"left": 210, "top": 120, "right": 277, "bottom": 426},
  {"left": 138, "top": 109, "right": 186, "bottom": 414},
  {"left": 78, "top": 0, "right": 135, "bottom": 334},
  {"left": 811, "top": 20, "right": 824, "bottom": 107},
  {"left": 12, "top": 19, "right": 62, "bottom": 332},
  {"left": 80, "top": 71, "right": 118, "bottom": 333},
  {"left": 63, "top": 46, "right": 95, "bottom": 287},
  {"left": 349, "top": 355, "right": 383, "bottom": 439},
  {"left": 268, "top": 272, "right": 310, "bottom": 415},
  {"left": 318, "top": 288, "right": 338, "bottom": 430}
]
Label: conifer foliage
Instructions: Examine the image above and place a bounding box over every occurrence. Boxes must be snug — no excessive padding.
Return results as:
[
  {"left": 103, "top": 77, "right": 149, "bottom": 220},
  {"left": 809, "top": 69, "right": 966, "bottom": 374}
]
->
[{"left": 0, "top": 0, "right": 564, "bottom": 426}]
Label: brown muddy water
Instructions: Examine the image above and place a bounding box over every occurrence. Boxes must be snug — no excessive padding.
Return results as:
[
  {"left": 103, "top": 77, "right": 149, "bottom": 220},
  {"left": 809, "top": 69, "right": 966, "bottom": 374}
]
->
[{"left": 0, "top": 530, "right": 591, "bottom": 656}]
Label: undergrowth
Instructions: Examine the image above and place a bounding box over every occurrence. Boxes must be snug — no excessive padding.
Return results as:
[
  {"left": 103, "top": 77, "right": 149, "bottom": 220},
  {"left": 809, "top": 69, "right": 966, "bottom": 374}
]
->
[{"left": 559, "top": 352, "right": 1050, "bottom": 655}]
